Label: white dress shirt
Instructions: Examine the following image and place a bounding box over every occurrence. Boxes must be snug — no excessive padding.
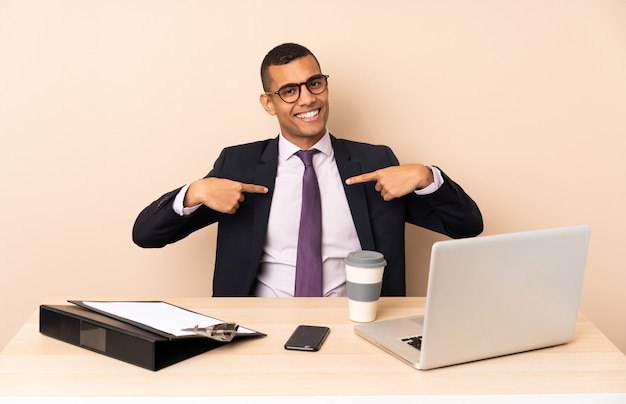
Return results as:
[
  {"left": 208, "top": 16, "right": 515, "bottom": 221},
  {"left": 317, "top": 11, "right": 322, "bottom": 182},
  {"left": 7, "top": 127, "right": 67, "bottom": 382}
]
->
[
  {"left": 173, "top": 132, "right": 443, "bottom": 297},
  {"left": 254, "top": 133, "right": 361, "bottom": 296}
]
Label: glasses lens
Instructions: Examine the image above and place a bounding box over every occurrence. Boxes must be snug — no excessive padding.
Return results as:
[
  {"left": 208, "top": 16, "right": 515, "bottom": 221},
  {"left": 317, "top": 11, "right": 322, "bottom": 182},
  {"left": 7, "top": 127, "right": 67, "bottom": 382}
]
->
[
  {"left": 278, "top": 85, "right": 299, "bottom": 103},
  {"left": 306, "top": 75, "right": 327, "bottom": 95}
]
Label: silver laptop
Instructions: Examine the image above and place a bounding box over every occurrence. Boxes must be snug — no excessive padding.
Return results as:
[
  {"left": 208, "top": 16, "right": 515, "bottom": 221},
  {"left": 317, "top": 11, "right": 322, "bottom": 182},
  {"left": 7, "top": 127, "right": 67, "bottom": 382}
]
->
[{"left": 354, "top": 224, "right": 591, "bottom": 370}]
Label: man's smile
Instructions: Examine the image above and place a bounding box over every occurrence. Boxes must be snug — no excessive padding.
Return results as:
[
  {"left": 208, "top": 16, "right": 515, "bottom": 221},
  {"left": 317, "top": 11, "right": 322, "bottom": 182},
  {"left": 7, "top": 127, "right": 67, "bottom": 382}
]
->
[{"left": 295, "top": 109, "right": 320, "bottom": 121}]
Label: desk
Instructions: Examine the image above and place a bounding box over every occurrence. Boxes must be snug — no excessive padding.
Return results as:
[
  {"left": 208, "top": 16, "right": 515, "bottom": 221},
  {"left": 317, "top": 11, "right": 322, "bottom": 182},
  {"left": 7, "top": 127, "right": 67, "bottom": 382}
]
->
[{"left": 1, "top": 297, "right": 625, "bottom": 402}]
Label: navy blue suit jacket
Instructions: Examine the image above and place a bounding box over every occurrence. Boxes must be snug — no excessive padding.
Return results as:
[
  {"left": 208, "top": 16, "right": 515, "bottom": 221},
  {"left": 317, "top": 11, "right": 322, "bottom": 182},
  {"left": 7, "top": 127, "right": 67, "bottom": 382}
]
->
[{"left": 132, "top": 135, "right": 483, "bottom": 296}]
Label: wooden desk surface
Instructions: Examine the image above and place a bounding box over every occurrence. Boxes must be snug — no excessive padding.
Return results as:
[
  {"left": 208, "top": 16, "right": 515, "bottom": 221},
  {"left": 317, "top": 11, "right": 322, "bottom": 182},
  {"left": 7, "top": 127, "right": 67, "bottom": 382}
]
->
[{"left": 1, "top": 297, "right": 625, "bottom": 398}]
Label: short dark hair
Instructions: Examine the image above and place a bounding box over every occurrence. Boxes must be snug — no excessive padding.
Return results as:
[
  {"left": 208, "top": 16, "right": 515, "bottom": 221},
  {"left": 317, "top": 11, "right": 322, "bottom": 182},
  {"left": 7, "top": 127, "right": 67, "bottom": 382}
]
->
[{"left": 260, "top": 43, "right": 321, "bottom": 92}]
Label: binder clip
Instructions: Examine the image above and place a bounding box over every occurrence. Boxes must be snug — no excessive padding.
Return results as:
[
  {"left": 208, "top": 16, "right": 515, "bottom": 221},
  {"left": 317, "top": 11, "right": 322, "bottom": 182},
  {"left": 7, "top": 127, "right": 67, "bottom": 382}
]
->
[{"left": 181, "top": 323, "right": 239, "bottom": 342}]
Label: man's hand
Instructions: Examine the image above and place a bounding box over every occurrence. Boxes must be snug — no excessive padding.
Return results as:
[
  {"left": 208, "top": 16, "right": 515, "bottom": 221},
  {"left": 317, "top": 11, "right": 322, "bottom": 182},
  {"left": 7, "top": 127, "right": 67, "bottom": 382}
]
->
[
  {"left": 345, "top": 164, "right": 434, "bottom": 201},
  {"left": 184, "top": 178, "right": 268, "bottom": 214}
]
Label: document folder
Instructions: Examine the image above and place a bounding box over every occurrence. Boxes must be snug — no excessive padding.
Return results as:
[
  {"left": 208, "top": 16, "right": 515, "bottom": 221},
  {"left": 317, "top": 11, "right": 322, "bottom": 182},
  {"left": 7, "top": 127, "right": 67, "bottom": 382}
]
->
[{"left": 39, "top": 303, "right": 265, "bottom": 371}]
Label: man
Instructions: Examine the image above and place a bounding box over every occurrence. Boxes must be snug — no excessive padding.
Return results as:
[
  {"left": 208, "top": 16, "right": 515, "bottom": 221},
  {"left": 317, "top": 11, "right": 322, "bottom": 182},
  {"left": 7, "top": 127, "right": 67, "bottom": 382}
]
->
[{"left": 132, "top": 43, "right": 483, "bottom": 297}]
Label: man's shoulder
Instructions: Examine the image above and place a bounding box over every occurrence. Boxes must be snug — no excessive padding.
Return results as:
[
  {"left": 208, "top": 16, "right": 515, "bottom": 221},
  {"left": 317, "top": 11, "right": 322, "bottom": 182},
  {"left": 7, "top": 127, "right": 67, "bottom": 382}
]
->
[
  {"left": 223, "top": 137, "right": 276, "bottom": 150},
  {"left": 330, "top": 135, "right": 393, "bottom": 153},
  {"left": 220, "top": 137, "right": 277, "bottom": 156}
]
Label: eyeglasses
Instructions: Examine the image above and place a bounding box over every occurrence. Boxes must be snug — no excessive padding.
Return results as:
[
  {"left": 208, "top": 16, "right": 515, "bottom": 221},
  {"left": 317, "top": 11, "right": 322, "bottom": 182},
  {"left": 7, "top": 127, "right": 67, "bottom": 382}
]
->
[{"left": 265, "top": 74, "right": 329, "bottom": 103}]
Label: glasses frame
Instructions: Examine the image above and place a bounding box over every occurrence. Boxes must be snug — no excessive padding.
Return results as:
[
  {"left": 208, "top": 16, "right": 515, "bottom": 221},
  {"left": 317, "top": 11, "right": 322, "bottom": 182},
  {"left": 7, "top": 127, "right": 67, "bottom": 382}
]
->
[{"left": 265, "top": 74, "right": 329, "bottom": 103}]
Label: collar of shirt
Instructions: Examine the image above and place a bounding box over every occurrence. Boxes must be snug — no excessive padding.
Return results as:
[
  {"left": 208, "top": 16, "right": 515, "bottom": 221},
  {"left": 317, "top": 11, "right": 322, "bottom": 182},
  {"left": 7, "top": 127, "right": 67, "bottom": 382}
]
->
[{"left": 278, "top": 131, "right": 333, "bottom": 162}]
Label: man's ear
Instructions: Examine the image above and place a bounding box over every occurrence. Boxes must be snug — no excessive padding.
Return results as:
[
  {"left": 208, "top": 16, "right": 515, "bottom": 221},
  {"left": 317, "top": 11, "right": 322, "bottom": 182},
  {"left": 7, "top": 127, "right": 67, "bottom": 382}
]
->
[{"left": 259, "top": 94, "right": 276, "bottom": 116}]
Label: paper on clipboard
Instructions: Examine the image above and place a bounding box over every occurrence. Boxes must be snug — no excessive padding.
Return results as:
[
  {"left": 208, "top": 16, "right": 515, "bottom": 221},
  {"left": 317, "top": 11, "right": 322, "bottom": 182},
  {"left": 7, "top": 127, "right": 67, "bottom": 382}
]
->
[{"left": 71, "top": 300, "right": 259, "bottom": 338}]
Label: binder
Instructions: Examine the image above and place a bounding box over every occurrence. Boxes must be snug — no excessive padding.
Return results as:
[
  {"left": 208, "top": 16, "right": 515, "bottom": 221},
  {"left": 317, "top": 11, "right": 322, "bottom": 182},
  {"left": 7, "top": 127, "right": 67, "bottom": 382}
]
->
[{"left": 39, "top": 303, "right": 265, "bottom": 371}]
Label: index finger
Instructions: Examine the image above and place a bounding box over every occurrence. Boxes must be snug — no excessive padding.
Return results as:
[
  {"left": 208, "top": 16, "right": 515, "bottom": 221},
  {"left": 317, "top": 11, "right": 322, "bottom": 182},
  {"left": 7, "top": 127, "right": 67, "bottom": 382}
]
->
[
  {"left": 345, "top": 171, "right": 380, "bottom": 185},
  {"left": 240, "top": 183, "right": 269, "bottom": 194}
]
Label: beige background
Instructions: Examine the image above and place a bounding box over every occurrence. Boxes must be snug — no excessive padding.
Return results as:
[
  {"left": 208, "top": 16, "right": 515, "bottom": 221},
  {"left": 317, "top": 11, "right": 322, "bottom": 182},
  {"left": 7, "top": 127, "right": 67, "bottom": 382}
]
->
[{"left": 1, "top": 0, "right": 625, "bottom": 354}]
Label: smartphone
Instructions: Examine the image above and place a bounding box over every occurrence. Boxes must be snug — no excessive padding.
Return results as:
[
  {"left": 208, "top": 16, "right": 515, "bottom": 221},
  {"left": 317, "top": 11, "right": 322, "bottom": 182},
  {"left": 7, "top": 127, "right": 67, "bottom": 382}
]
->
[{"left": 284, "top": 325, "right": 330, "bottom": 351}]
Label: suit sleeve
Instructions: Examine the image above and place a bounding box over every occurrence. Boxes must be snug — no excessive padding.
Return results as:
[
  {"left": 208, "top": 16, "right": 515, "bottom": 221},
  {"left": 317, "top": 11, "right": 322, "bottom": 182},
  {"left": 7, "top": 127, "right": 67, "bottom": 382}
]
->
[
  {"left": 131, "top": 187, "right": 218, "bottom": 248},
  {"left": 405, "top": 168, "right": 483, "bottom": 239},
  {"left": 131, "top": 150, "right": 228, "bottom": 248}
]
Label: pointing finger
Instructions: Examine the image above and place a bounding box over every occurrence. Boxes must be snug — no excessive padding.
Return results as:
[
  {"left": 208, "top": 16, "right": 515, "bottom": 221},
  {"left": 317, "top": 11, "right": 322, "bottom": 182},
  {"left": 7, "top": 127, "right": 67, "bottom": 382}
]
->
[
  {"left": 240, "top": 183, "right": 269, "bottom": 194},
  {"left": 345, "top": 171, "right": 380, "bottom": 185}
]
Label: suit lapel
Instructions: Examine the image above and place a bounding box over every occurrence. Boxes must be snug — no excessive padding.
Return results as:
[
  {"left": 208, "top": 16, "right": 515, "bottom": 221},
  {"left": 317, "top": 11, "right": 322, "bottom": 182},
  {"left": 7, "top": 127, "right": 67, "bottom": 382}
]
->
[
  {"left": 331, "top": 136, "right": 376, "bottom": 250},
  {"left": 250, "top": 137, "right": 279, "bottom": 267},
  {"left": 248, "top": 135, "right": 376, "bottom": 262}
]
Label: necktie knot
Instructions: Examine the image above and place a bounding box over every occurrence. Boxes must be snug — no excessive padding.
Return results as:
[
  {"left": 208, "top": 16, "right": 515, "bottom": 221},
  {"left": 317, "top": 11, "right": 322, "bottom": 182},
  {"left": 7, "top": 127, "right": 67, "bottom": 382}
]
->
[{"left": 295, "top": 149, "right": 318, "bottom": 167}]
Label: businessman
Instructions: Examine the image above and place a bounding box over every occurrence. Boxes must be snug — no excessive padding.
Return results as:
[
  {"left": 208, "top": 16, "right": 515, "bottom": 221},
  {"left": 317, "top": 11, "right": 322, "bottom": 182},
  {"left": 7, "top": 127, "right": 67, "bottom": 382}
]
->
[{"left": 132, "top": 43, "right": 483, "bottom": 297}]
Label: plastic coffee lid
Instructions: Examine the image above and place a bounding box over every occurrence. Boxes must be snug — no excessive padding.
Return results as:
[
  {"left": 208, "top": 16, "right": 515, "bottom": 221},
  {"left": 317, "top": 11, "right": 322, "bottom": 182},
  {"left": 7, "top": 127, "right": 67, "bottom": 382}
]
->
[{"left": 345, "top": 250, "right": 387, "bottom": 268}]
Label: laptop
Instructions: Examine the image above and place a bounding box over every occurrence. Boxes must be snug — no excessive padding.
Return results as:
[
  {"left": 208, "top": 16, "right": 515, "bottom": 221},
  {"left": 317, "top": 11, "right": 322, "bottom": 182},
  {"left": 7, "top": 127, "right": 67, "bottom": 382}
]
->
[{"left": 354, "top": 224, "right": 591, "bottom": 370}]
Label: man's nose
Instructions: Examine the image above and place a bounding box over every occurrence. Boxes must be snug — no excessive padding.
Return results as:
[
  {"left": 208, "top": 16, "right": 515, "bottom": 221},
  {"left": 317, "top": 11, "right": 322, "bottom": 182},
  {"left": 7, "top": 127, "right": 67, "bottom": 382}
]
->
[{"left": 297, "top": 83, "right": 316, "bottom": 104}]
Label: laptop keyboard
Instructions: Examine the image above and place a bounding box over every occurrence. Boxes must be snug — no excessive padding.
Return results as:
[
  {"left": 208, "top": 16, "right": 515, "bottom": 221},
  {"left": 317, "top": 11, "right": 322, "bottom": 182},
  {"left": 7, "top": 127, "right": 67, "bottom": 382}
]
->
[{"left": 402, "top": 335, "right": 423, "bottom": 350}]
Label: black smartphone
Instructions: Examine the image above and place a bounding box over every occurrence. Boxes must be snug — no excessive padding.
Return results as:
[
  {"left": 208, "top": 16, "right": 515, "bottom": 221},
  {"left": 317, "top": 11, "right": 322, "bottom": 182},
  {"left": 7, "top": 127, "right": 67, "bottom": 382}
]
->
[{"left": 284, "top": 325, "right": 330, "bottom": 351}]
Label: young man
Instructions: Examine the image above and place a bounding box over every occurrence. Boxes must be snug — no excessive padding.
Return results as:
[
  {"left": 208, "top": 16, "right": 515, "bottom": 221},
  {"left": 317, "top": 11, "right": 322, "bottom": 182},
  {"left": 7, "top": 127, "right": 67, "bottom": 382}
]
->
[{"left": 132, "top": 43, "right": 483, "bottom": 297}]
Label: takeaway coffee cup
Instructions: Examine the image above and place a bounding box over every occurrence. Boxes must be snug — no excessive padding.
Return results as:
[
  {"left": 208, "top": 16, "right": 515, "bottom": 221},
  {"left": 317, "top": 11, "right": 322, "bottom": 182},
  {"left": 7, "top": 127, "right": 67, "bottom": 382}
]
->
[{"left": 345, "top": 250, "right": 387, "bottom": 322}]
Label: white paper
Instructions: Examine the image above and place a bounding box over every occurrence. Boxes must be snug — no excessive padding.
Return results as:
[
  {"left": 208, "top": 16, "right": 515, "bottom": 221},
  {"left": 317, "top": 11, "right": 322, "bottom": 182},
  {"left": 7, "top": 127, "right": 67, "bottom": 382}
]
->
[{"left": 81, "top": 301, "right": 255, "bottom": 337}]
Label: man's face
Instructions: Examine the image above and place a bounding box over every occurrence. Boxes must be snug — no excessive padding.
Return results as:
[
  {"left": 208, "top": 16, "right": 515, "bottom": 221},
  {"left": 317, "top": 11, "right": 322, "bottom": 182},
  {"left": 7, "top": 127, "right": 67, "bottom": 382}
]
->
[{"left": 260, "top": 55, "right": 330, "bottom": 149}]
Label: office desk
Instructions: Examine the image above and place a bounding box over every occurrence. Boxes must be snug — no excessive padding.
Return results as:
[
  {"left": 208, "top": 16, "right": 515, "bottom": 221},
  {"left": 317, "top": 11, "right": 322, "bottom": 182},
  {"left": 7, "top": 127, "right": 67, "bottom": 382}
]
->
[{"left": 1, "top": 297, "right": 625, "bottom": 402}]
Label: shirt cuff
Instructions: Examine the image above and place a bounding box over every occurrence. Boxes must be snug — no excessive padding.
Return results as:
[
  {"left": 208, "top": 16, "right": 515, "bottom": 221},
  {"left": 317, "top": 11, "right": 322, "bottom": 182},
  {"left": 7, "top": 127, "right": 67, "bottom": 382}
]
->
[
  {"left": 173, "top": 183, "right": 202, "bottom": 216},
  {"left": 414, "top": 166, "right": 444, "bottom": 195}
]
